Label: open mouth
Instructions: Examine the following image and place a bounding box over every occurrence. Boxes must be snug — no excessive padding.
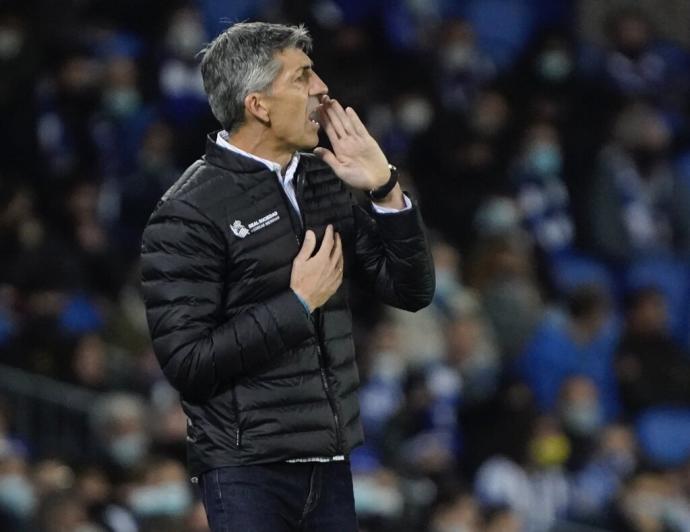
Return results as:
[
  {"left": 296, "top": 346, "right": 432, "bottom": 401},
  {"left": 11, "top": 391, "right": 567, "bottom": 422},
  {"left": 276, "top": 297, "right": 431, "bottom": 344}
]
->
[{"left": 308, "top": 104, "right": 323, "bottom": 128}]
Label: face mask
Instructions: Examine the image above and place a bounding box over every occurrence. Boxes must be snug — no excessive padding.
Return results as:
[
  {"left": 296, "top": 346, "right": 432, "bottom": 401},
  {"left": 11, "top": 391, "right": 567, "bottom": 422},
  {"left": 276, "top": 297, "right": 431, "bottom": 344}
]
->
[
  {"left": 167, "top": 20, "right": 205, "bottom": 59},
  {"left": 461, "top": 355, "right": 500, "bottom": 402},
  {"left": 397, "top": 97, "right": 433, "bottom": 134},
  {"left": 128, "top": 481, "right": 192, "bottom": 517},
  {"left": 537, "top": 50, "right": 573, "bottom": 82},
  {"left": 441, "top": 44, "right": 475, "bottom": 72},
  {"left": 103, "top": 88, "right": 141, "bottom": 117},
  {"left": 474, "top": 197, "right": 519, "bottom": 235},
  {"left": 353, "top": 477, "right": 403, "bottom": 518},
  {"left": 108, "top": 433, "right": 148, "bottom": 467},
  {"left": 434, "top": 269, "right": 458, "bottom": 302},
  {"left": 0, "top": 474, "right": 36, "bottom": 519},
  {"left": 527, "top": 143, "right": 562, "bottom": 176},
  {"left": 561, "top": 401, "right": 603, "bottom": 437},
  {"left": 0, "top": 28, "right": 23, "bottom": 59}
]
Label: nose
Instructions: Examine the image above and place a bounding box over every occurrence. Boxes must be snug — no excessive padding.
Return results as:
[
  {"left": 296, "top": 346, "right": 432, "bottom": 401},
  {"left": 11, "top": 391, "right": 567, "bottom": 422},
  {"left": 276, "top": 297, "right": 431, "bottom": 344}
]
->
[{"left": 310, "top": 71, "right": 328, "bottom": 96}]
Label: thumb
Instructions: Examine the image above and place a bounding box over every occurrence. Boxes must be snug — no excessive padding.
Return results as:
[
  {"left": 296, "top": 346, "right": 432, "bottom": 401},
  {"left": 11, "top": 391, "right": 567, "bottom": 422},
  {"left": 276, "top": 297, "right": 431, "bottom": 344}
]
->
[
  {"left": 313, "top": 147, "right": 340, "bottom": 170},
  {"left": 295, "top": 229, "right": 316, "bottom": 262}
]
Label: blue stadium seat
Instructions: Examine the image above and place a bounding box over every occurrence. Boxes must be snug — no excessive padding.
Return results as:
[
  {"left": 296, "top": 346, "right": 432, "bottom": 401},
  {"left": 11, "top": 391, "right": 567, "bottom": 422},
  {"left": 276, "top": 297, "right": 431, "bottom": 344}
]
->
[
  {"left": 625, "top": 257, "right": 690, "bottom": 344},
  {"left": 549, "top": 251, "right": 616, "bottom": 297},
  {"left": 636, "top": 407, "right": 690, "bottom": 468}
]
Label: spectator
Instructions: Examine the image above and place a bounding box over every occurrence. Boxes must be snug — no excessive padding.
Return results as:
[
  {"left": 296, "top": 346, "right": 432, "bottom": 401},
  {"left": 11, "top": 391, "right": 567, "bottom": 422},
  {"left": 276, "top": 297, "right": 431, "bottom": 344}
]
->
[
  {"left": 518, "top": 285, "right": 620, "bottom": 419},
  {"left": 433, "top": 19, "right": 496, "bottom": 114},
  {"left": 158, "top": 6, "right": 209, "bottom": 138},
  {"left": 126, "top": 458, "right": 193, "bottom": 525},
  {"left": 467, "top": 231, "right": 543, "bottom": 358},
  {"left": 90, "top": 393, "right": 151, "bottom": 477},
  {"left": 512, "top": 121, "right": 575, "bottom": 257},
  {"left": 97, "top": 54, "right": 153, "bottom": 179},
  {"left": 115, "top": 121, "right": 179, "bottom": 259},
  {"left": 611, "top": 471, "right": 690, "bottom": 531},
  {"left": 474, "top": 415, "right": 570, "bottom": 532},
  {"left": 36, "top": 51, "right": 103, "bottom": 180},
  {"left": 428, "top": 491, "right": 483, "bottom": 532},
  {"left": 5, "top": 3, "right": 690, "bottom": 530},
  {"left": 616, "top": 287, "right": 690, "bottom": 417},
  {"left": 590, "top": 102, "right": 690, "bottom": 261},
  {"left": 0, "top": 452, "right": 36, "bottom": 531},
  {"left": 556, "top": 376, "right": 605, "bottom": 470},
  {"left": 386, "top": 239, "right": 463, "bottom": 365},
  {"left": 569, "top": 423, "right": 638, "bottom": 525},
  {"left": 597, "top": 7, "right": 689, "bottom": 112}
]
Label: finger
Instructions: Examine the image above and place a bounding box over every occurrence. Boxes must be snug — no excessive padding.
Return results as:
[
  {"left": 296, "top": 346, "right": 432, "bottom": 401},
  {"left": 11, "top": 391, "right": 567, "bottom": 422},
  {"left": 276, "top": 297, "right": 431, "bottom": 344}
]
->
[
  {"left": 295, "top": 230, "right": 316, "bottom": 262},
  {"left": 330, "top": 231, "right": 342, "bottom": 262},
  {"left": 316, "top": 224, "right": 335, "bottom": 258},
  {"left": 336, "top": 252, "right": 344, "bottom": 280},
  {"left": 313, "top": 147, "right": 341, "bottom": 171},
  {"left": 318, "top": 110, "right": 342, "bottom": 146},
  {"left": 331, "top": 99, "right": 356, "bottom": 135},
  {"left": 325, "top": 100, "right": 349, "bottom": 138},
  {"left": 335, "top": 239, "right": 344, "bottom": 277},
  {"left": 334, "top": 251, "right": 344, "bottom": 285},
  {"left": 345, "top": 106, "right": 368, "bottom": 137}
]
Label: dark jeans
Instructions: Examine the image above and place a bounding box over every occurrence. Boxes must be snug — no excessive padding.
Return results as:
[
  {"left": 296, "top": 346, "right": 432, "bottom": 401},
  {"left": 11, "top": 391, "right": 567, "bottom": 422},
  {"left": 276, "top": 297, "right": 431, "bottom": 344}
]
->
[{"left": 199, "top": 461, "right": 358, "bottom": 532}]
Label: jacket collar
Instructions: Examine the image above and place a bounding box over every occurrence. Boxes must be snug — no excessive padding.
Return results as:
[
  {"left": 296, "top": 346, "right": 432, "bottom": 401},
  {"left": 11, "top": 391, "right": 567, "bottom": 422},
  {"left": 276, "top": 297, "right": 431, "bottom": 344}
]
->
[
  {"left": 204, "top": 131, "right": 328, "bottom": 181},
  {"left": 204, "top": 131, "right": 271, "bottom": 175}
]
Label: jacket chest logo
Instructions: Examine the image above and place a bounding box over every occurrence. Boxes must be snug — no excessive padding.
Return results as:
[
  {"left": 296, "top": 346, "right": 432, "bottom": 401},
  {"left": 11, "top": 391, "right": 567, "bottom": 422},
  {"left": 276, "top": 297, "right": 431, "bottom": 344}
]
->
[{"left": 230, "top": 211, "right": 280, "bottom": 238}]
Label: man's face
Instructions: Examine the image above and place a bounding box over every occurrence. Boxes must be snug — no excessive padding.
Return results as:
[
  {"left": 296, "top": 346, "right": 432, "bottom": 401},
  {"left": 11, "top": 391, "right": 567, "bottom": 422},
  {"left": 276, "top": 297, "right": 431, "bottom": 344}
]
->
[{"left": 261, "top": 47, "right": 328, "bottom": 152}]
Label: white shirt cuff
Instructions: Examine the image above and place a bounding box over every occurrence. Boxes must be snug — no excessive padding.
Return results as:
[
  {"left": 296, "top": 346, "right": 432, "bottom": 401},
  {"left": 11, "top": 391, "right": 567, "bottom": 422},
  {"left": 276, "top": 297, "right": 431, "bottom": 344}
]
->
[{"left": 371, "top": 193, "right": 412, "bottom": 214}]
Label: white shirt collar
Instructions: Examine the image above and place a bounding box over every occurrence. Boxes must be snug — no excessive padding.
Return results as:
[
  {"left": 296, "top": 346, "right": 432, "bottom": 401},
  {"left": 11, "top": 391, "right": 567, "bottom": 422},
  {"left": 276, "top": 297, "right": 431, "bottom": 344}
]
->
[{"left": 215, "top": 130, "right": 300, "bottom": 179}]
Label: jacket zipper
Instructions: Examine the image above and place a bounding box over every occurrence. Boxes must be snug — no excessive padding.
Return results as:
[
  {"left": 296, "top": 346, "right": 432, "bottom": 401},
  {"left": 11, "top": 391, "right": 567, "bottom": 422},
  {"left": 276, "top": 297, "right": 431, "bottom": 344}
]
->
[
  {"left": 274, "top": 168, "right": 344, "bottom": 453},
  {"left": 230, "top": 385, "right": 241, "bottom": 448},
  {"left": 314, "top": 308, "right": 344, "bottom": 451}
]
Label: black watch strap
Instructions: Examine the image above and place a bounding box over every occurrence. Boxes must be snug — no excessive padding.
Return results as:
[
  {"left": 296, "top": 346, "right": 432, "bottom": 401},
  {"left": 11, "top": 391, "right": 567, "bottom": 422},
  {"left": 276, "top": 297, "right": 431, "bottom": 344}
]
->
[{"left": 368, "top": 164, "right": 399, "bottom": 201}]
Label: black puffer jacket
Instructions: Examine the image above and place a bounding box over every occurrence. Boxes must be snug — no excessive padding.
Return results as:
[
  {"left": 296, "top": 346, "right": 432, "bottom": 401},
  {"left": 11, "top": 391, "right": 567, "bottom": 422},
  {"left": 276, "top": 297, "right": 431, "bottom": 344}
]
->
[{"left": 140, "top": 134, "right": 434, "bottom": 477}]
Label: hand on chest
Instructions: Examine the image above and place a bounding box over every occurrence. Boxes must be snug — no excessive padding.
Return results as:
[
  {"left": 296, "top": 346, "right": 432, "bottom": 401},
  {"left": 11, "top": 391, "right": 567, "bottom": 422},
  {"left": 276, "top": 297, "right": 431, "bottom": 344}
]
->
[{"left": 222, "top": 176, "right": 355, "bottom": 303}]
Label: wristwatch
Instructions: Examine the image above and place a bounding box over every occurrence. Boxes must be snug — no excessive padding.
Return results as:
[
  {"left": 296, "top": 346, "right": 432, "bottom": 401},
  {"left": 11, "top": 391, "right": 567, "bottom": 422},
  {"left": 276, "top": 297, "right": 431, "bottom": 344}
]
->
[{"left": 368, "top": 164, "right": 399, "bottom": 201}]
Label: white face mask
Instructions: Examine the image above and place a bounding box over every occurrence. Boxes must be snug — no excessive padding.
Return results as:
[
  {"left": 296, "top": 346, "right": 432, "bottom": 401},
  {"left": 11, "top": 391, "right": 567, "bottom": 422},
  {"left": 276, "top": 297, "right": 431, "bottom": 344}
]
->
[
  {"left": 103, "top": 88, "right": 141, "bottom": 117},
  {"left": 353, "top": 476, "right": 404, "bottom": 518},
  {"left": 128, "top": 481, "right": 192, "bottom": 517},
  {"left": 0, "top": 474, "right": 36, "bottom": 519},
  {"left": 107, "top": 432, "right": 148, "bottom": 467},
  {"left": 397, "top": 97, "right": 434, "bottom": 134},
  {"left": 0, "top": 28, "right": 23, "bottom": 59},
  {"left": 561, "top": 400, "right": 603, "bottom": 437}
]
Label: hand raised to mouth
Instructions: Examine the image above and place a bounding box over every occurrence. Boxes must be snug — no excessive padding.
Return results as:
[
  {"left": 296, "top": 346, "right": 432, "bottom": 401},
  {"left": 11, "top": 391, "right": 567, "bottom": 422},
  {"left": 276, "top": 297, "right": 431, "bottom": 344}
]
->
[{"left": 313, "top": 96, "right": 392, "bottom": 193}]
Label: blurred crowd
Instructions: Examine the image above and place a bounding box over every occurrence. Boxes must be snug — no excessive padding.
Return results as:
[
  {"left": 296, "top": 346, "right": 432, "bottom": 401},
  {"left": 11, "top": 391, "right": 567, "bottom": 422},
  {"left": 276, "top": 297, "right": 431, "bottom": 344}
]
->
[{"left": 3, "top": 0, "right": 690, "bottom": 531}]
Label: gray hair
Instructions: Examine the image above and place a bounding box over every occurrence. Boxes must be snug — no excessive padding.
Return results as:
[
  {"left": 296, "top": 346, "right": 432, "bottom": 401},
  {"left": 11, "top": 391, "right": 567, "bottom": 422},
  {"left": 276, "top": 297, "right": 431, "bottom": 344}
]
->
[{"left": 200, "top": 22, "right": 313, "bottom": 133}]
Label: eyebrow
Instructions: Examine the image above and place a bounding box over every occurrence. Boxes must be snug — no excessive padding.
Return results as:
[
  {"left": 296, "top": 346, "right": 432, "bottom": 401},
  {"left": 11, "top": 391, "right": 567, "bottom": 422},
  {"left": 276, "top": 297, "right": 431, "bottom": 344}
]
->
[{"left": 294, "top": 64, "right": 313, "bottom": 76}]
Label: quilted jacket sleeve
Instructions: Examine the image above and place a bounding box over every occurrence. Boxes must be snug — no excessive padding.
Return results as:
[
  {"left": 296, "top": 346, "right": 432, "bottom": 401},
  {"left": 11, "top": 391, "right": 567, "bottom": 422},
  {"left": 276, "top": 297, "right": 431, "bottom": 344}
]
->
[
  {"left": 353, "top": 198, "right": 435, "bottom": 312},
  {"left": 140, "top": 199, "right": 315, "bottom": 402}
]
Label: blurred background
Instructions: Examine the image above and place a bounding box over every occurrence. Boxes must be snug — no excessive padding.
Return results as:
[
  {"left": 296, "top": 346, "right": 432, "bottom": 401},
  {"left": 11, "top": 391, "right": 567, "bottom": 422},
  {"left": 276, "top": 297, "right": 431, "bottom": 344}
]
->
[{"left": 3, "top": 0, "right": 690, "bottom": 530}]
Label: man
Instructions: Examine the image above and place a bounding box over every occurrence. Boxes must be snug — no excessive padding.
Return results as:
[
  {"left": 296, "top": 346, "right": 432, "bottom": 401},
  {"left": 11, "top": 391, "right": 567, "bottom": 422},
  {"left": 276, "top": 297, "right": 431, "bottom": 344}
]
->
[{"left": 140, "top": 22, "right": 434, "bottom": 531}]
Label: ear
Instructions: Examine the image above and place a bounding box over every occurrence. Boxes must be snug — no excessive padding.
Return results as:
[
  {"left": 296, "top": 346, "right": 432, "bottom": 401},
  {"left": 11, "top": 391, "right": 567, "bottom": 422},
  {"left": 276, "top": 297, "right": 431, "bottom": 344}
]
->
[{"left": 244, "top": 92, "right": 270, "bottom": 125}]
